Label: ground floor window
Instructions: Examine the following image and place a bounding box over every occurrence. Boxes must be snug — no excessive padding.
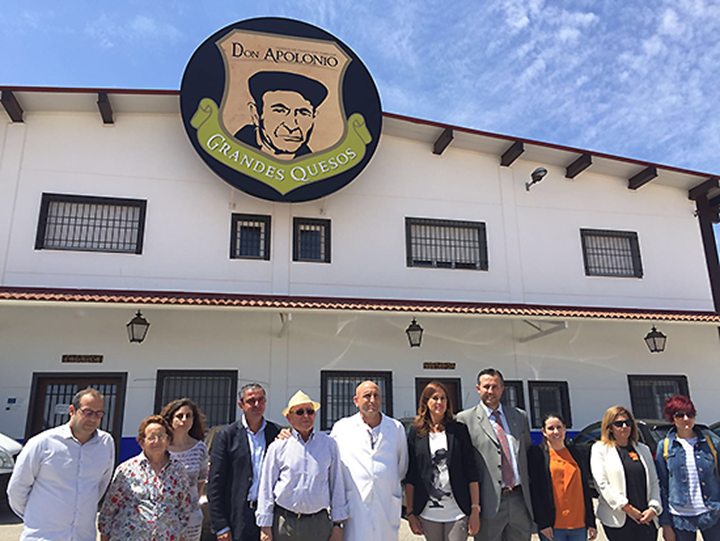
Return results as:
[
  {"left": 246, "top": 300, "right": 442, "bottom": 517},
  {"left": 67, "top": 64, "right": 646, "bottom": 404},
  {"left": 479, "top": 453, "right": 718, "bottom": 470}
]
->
[
  {"left": 628, "top": 374, "right": 689, "bottom": 420},
  {"left": 528, "top": 381, "right": 572, "bottom": 428},
  {"left": 320, "top": 371, "right": 393, "bottom": 430},
  {"left": 502, "top": 380, "right": 526, "bottom": 411},
  {"left": 154, "top": 370, "right": 238, "bottom": 429}
]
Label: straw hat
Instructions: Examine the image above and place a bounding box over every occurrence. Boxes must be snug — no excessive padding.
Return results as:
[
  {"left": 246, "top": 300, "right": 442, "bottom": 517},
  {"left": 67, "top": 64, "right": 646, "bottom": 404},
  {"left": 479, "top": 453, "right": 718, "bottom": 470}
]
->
[{"left": 282, "top": 390, "right": 321, "bottom": 417}]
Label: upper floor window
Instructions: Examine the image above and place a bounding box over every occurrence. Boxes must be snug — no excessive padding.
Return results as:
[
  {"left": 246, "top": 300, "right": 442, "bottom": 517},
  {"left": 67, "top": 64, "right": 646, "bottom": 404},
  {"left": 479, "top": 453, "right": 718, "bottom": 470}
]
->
[
  {"left": 501, "top": 380, "right": 526, "bottom": 411},
  {"left": 293, "top": 218, "right": 331, "bottom": 263},
  {"left": 580, "top": 229, "right": 643, "bottom": 278},
  {"left": 628, "top": 375, "right": 689, "bottom": 420},
  {"left": 406, "top": 217, "right": 488, "bottom": 270},
  {"left": 35, "top": 193, "right": 146, "bottom": 254},
  {"left": 231, "top": 214, "right": 271, "bottom": 260}
]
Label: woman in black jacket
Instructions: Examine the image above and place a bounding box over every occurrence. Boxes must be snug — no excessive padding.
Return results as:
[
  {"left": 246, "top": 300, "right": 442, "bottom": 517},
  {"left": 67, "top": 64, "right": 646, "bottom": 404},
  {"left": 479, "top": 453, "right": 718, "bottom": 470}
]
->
[
  {"left": 405, "top": 381, "right": 480, "bottom": 541},
  {"left": 528, "top": 413, "right": 597, "bottom": 541}
]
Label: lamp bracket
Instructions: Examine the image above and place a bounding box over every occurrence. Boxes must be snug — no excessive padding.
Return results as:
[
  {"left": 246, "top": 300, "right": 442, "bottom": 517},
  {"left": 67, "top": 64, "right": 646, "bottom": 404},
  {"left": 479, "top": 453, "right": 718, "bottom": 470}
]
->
[
  {"left": 277, "top": 313, "right": 292, "bottom": 338},
  {"left": 518, "top": 320, "right": 568, "bottom": 343}
]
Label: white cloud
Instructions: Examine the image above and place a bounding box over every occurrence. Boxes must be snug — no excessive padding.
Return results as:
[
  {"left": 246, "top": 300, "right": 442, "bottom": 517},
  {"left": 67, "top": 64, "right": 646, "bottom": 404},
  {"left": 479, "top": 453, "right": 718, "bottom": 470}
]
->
[{"left": 85, "top": 14, "right": 182, "bottom": 49}]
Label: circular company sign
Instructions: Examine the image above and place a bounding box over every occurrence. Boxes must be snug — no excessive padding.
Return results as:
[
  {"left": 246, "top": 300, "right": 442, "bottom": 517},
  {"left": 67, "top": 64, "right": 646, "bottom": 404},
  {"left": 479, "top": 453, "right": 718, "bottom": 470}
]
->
[{"left": 180, "top": 18, "right": 382, "bottom": 203}]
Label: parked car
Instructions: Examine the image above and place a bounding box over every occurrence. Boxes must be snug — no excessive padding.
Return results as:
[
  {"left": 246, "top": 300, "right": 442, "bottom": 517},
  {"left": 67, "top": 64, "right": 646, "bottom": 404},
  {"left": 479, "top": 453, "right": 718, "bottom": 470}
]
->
[
  {"left": 0, "top": 432, "right": 23, "bottom": 507},
  {"left": 569, "top": 419, "right": 674, "bottom": 455}
]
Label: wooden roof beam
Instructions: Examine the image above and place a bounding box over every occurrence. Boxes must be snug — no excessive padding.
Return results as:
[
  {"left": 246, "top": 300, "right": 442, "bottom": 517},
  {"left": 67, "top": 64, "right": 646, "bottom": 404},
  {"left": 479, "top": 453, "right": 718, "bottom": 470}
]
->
[
  {"left": 1, "top": 90, "right": 24, "bottom": 122},
  {"left": 500, "top": 141, "right": 524, "bottom": 167},
  {"left": 565, "top": 153, "right": 592, "bottom": 179},
  {"left": 432, "top": 127, "right": 453, "bottom": 155},
  {"left": 628, "top": 166, "right": 657, "bottom": 190},
  {"left": 97, "top": 91, "right": 114, "bottom": 125},
  {"left": 689, "top": 177, "right": 719, "bottom": 201}
]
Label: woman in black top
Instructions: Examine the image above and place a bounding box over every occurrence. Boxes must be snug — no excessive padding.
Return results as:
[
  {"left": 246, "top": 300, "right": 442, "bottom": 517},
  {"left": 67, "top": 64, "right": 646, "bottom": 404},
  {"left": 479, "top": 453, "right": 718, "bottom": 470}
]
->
[
  {"left": 405, "top": 381, "right": 480, "bottom": 541},
  {"left": 590, "top": 406, "right": 662, "bottom": 541}
]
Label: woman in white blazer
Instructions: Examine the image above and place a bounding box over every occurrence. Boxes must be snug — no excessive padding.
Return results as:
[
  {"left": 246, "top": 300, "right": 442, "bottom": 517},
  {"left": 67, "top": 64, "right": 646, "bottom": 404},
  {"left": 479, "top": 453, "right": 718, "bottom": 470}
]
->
[{"left": 590, "top": 406, "right": 662, "bottom": 541}]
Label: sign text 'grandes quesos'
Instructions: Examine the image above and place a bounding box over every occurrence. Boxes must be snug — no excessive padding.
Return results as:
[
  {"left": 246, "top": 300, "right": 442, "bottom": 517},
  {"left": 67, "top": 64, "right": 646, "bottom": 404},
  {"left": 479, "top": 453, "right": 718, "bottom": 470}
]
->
[{"left": 180, "top": 18, "right": 382, "bottom": 203}]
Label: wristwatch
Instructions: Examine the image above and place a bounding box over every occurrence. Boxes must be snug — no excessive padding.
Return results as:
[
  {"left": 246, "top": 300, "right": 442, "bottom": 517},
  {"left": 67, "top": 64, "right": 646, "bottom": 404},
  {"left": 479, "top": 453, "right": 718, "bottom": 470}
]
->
[
  {"left": 471, "top": 504, "right": 481, "bottom": 512},
  {"left": 333, "top": 522, "right": 344, "bottom": 529}
]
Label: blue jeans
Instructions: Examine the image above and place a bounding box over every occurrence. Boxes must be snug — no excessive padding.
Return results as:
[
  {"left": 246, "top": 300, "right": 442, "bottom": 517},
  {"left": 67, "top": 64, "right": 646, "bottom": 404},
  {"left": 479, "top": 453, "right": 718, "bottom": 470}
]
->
[{"left": 540, "top": 527, "right": 587, "bottom": 541}]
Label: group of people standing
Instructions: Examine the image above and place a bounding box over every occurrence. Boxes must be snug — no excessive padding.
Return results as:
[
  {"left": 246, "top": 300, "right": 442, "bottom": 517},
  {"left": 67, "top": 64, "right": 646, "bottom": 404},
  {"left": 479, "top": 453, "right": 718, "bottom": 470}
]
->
[{"left": 6, "top": 367, "right": 720, "bottom": 541}]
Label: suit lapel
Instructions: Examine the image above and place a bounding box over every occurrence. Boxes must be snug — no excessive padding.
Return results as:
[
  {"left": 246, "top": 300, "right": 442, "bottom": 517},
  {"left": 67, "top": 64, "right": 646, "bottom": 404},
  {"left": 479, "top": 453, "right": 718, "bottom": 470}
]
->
[
  {"left": 477, "top": 406, "right": 499, "bottom": 445},
  {"left": 446, "top": 423, "right": 455, "bottom": 457}
]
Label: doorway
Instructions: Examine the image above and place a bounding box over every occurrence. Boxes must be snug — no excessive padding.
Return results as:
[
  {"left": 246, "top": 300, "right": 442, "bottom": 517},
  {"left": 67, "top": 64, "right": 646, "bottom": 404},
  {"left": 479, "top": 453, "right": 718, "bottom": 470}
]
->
[{"left": 25, "top": 372, "right": 127, "bottom": 460}]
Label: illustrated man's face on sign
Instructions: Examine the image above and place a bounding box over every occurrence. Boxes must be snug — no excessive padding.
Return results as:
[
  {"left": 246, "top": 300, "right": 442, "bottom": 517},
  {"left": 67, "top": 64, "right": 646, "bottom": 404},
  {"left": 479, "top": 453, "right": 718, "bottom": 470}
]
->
[{"left": 254, "top": 90, "right": 315, "bottom": 155}]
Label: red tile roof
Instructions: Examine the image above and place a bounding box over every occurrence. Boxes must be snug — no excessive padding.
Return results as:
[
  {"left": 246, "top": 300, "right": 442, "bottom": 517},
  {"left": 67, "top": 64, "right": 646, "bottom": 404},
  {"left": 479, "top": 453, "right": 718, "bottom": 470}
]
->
[{"left": 1, "top": 286, "right": 718, "bottom": 323}]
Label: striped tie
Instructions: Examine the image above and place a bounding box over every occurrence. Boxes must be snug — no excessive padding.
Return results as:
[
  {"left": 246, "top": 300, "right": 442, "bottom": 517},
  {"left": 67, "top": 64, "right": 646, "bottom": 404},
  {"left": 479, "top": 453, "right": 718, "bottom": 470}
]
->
[{"left": 492, "top": 410, "right": 516, "bottom": 488}]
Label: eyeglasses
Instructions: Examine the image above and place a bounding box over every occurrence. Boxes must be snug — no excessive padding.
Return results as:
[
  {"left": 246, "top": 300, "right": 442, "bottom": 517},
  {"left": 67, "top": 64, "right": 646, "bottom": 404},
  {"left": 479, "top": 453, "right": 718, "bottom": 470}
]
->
[
  {"left": 612, "top": 420, "right": 632, "bottom": 428},
  {"left": 673, "top": 412, "right": 696, "bottom": 420},
  {"left": 144, "top": 435, "right": 168, "bottom": 443},
  {"left": 293, "top": 408, "right": 315, "bottom": 416},
  {"left": 78, "top": 408, "right": 105, "bottom": 419},
  {"left": 174, "top": 412, "right": 193, "bottom": 420}
]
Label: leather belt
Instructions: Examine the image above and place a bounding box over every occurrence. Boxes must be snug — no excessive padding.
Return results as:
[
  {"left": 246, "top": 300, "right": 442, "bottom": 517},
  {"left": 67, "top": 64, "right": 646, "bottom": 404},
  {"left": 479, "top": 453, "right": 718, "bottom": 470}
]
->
[
  {"left": 276, "top": 506, "right": 328, "bottom": 519},
  {"left": 501, "top": 485, "right": 520, "bottom": 494}
]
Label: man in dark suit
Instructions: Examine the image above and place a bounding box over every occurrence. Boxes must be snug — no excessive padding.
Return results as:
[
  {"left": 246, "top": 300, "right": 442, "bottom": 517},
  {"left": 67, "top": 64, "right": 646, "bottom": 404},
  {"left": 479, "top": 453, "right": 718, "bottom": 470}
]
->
[
  {"left": 457, "top": 368, "right": 533, "bottom": 541},
  {"left": 208, "top": 383, "right": 281, "bottom": 541}
]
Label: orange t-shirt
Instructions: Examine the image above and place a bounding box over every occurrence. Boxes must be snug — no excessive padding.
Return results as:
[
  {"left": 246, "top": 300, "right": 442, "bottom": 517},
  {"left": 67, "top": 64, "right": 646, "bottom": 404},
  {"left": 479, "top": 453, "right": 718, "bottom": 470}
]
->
[{"left": 549, "top": 447, "right": 585, "bottom": 529}]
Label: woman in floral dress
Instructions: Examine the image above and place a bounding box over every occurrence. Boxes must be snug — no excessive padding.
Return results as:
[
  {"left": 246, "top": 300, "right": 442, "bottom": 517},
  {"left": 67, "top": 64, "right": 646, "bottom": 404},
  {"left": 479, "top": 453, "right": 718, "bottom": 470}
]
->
[
  {"left": 161, "top": 398, "right": 209, "bottom": 541},
  {"left": 99, "top": 415, "right": 193, "bottom": 541}
]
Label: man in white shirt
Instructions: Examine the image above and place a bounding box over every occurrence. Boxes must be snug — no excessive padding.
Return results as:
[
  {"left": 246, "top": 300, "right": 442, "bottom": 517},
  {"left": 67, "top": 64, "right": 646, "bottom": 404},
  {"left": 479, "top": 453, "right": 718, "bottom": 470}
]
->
[
  {"left": 7, "top": 387, "right": 115, "bottom": 541},
  {"left": 257, "top": 390, "right": 348, "bottom": 541},
  {"left": 330, "top": 380, "right": 409, "bottom": 541}
]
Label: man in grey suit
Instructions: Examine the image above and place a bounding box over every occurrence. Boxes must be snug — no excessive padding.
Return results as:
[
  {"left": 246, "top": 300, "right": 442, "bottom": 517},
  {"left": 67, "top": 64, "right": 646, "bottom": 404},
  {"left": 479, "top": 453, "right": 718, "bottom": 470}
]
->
[{"left": 457, "top": 368, "right": 533, "bottom": 541}]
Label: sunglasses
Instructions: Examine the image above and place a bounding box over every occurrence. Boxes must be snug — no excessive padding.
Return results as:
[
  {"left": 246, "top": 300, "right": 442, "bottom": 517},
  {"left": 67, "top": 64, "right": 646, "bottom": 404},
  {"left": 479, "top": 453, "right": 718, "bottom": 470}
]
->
[
  {"left": 293, "top": 408, "right": 315, "bottom": 416},
  {"left": 673, "top": 412, "right": 696, "bottom": 420},
  {"left": 78, "top": 408, "right": 105, "bottom": 419},
  {"left": 612, "top": 419, "right": 632, "bottom": 428}
]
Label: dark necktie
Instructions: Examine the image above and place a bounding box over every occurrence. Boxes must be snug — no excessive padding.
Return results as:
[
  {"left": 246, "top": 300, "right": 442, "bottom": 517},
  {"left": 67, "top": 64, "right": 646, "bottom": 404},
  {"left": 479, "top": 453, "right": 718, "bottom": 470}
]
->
[{"left": 492, "top": 410, "right": 516, "bottom": 488}]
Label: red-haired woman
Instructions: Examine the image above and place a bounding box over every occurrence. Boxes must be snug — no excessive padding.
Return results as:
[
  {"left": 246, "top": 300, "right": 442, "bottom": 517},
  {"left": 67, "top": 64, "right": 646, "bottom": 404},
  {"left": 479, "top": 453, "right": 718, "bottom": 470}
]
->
[
  {"left": 655, "top": 395, "right": 720, "bottom": 541},
  {"left": 405, "top": 381, "right": 480, "bottom": 541}
]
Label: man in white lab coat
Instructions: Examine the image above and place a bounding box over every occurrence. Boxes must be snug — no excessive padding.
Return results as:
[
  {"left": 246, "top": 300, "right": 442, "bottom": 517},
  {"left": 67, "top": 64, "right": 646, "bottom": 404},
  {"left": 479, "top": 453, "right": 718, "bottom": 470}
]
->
[{"left": 330, "top": 381, "right": 409, "bottom": 541}]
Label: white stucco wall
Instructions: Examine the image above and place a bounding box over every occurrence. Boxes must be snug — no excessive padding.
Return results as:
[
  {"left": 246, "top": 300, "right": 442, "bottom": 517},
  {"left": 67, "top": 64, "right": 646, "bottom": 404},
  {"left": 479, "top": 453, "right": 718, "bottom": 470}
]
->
[{"left": 0, "top": 111, "right": 712, "bottom": 311}]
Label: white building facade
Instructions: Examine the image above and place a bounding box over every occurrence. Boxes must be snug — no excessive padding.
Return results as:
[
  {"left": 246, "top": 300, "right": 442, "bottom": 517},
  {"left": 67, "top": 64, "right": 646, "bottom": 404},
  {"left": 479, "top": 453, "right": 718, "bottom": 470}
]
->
[{"left": 2, "top": 87, "right": 720, "bottom": 459}]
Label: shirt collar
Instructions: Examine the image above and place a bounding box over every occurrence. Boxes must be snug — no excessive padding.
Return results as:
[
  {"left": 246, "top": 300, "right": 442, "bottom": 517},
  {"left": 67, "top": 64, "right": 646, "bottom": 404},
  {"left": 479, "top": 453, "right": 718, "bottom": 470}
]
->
[
  {"left": 61, "top": 422, "right": 98, "bottom": 443},
  {"left": 242, "top": 415, "right": 267, "bottom": 434},
  {"left": 291, "top": 427, "right": 315, "bottom": 442},
  {"left": 481, "top": 401, "right": 505, "bottom": 419}
]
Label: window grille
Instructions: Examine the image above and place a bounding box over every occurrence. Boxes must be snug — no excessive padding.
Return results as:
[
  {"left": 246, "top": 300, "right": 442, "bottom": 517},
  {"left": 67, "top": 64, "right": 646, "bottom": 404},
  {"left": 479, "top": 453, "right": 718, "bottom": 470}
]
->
[
  {"left": 628, "top": 375, "right": 689, "bottom": 420},
  {"left": 528, "top": 381, "right": 572, "bottom": 428},
  {"left": 320, "top": 371, "right": 393, "bottom": 430},
  {"left": 154, "top": 370, "right": 238, "bottom": 429},
  {"left": 35, "top": 193, "right": 146, "bottom": 254},
  {"left": 293, "top": 218, "right": 331, "bottom": 263},
  {"left": 230, "top": 214, "right": 271, "bottom": 260},
  {"left": 405, "top": 217, "right": 488, "bottom": 270},
  {"left": 580, "top": 229, "right": 643, "bottom": 277},
  {"left": 501, "top": 380, "right": 526, "bottom": 411}
]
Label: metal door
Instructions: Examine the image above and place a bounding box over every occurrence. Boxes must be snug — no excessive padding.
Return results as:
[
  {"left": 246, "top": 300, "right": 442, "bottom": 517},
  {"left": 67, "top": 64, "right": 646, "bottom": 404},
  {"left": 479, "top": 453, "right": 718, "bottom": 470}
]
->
[{"left": 26, "top": 372, "right": 127, "bottom": 460}]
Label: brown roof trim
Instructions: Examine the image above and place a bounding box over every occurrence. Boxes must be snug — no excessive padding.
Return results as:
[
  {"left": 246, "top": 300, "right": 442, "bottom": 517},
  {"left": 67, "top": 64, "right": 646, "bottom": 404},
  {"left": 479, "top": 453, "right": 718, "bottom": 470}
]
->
[
  {"left": 0, "top": 85, "right": 715, "bottom": 180},
  {"left": 1, "top": 286, "right": 718, "bottom": 323}
]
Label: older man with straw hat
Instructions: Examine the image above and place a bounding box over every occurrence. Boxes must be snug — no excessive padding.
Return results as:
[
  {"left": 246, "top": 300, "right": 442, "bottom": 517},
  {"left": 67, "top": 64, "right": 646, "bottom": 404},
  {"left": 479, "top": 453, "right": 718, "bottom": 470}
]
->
[{"left": 256, "top": 390, "right": 348, "bottom": 541}]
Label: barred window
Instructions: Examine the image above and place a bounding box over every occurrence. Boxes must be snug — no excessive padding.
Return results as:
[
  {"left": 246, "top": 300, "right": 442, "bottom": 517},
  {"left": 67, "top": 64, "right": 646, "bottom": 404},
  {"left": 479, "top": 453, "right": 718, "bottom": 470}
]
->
[
  {"left": 320, "top": 371, "right": 393, "bottom": 430},
  {"left": 293, "top": 218, "right": 331, "bottom": 263},
  {"left": 35, "top": 193, "right": 146, "bottom": 254},
  {"left": 528, "top": 381, "right": 572, "bottom": 428},
  {"left": 628, "top": 375, "right": 689, "bottom": 420},
  {"left": 581, "top": 229, "right": 643, "bottom": 277},
  {"left": 501, "top": 380, "right": 525, "bottom": 410},
  {"left": 406, "top": 217, "right": 488, "bottom": 270},
  {"left": 231, "top": 214, "right": 271, "bottom": 260},
  {"left": 154, "top": 370, "right": 238, "bottom": 429}
]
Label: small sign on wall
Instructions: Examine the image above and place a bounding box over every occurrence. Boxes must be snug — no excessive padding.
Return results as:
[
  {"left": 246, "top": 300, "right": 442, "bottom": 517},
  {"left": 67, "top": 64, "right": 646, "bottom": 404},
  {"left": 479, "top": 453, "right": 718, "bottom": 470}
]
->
[
  {"left": 62, "top": 354, "right": 103, "bottom": 364},
  {"left": 423, "top": 362, "right": 456, "bottom": 370}
]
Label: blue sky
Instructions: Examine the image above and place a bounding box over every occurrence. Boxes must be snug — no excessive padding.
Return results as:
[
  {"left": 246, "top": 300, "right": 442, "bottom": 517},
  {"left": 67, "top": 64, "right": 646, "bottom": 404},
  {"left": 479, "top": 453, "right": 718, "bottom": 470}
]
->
[{"left": 2, "top": 0, "right": 720, "bottom": 175}]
